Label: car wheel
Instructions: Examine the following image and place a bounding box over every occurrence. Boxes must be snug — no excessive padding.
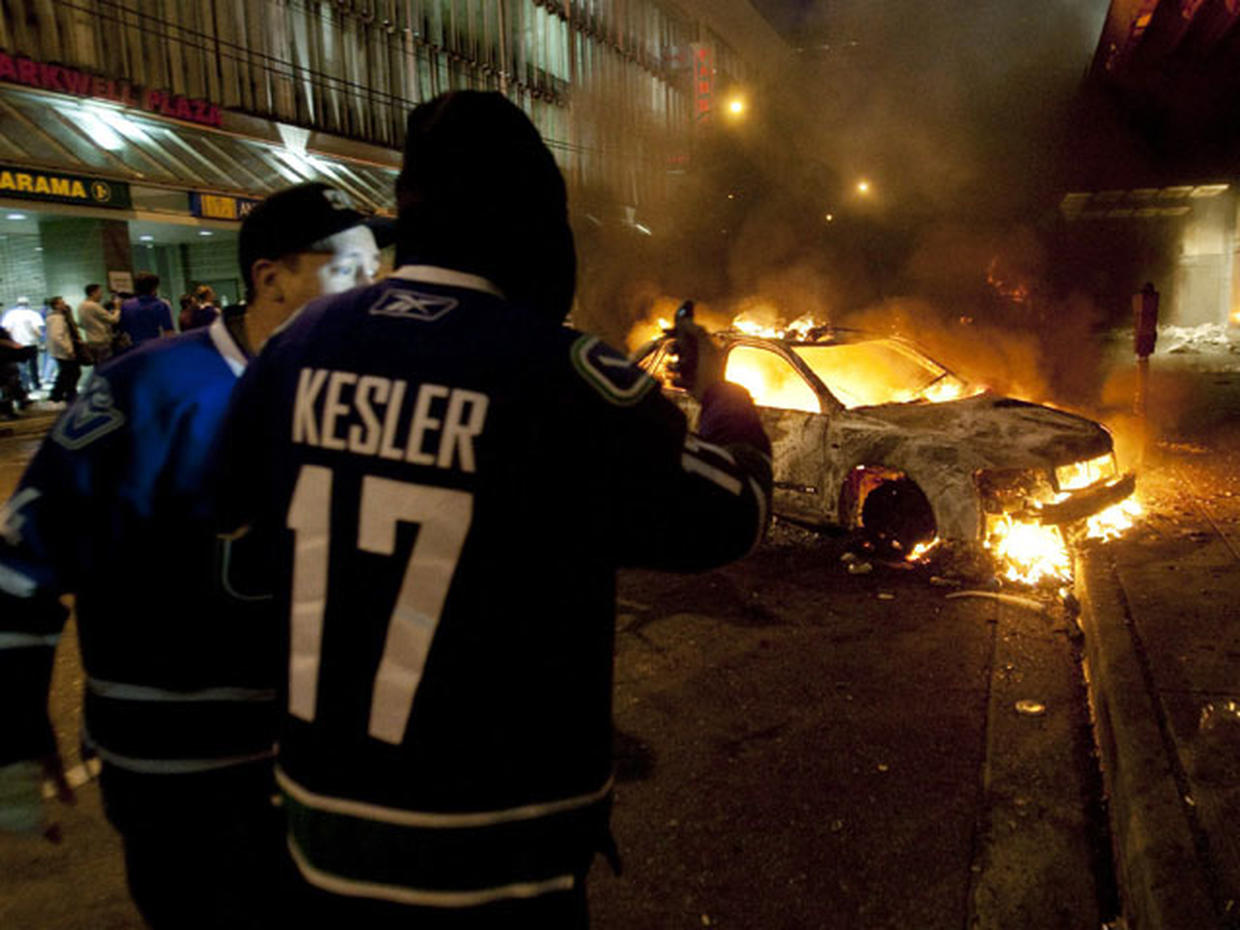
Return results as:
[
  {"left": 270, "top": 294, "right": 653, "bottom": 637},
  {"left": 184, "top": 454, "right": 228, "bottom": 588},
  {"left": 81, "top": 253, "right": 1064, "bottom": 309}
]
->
[{"left": 860, "top": 478, "right": 937, "bottom": 553}]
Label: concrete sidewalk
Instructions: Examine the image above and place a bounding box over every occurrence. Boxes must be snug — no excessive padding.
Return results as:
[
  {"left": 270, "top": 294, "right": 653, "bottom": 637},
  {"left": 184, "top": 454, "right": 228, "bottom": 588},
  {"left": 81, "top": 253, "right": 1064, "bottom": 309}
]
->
[{"left": 1079, "top": 442, "right": 1240, "bottom": 930}]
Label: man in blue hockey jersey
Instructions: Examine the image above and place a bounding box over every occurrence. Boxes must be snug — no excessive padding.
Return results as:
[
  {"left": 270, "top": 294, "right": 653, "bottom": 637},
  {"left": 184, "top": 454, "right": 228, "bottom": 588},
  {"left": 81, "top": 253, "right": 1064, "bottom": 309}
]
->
[
  {"left": 213, "top": 91, "right": 773, "bottom": 928},
  {"left": 0, "top": 182, "right": 386, "bottom": 929}
]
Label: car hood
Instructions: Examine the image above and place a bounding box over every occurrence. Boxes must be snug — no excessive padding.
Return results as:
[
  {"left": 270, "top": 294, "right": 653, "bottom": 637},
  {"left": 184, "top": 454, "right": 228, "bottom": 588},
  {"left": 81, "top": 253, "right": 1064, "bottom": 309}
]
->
[{"left": 849, "top": 393, "right": 1113, "bottom": 469}]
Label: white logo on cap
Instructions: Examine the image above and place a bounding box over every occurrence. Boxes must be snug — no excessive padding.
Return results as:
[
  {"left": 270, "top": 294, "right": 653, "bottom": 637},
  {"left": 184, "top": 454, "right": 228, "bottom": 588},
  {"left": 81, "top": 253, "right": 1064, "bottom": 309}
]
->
[{"left": 323, "top": 188, "right": 353, "bottom": 211}]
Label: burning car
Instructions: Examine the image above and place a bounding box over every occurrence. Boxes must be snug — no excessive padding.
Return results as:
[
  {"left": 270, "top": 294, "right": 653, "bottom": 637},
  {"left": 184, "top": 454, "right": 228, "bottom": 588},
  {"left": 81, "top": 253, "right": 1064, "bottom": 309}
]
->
[{"left": 633, "top": 324, "right": 1137, "bottom": 583}]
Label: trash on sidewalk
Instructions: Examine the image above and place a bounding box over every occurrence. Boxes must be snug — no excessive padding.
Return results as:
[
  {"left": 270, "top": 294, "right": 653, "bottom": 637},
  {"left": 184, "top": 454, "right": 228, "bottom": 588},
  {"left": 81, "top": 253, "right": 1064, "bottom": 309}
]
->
[
  {"left": 1014, "top": 699, "right": 1046, "bottom": 717},
  {"left": 946, "top": 590, "right": 1048, "bottom": 612}
]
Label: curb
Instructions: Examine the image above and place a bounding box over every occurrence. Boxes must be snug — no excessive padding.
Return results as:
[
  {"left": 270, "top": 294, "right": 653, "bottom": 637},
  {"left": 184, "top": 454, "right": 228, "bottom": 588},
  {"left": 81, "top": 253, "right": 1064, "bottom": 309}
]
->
[{"left": 1075, "top": 550, "right": 1221, "bottom": 930}]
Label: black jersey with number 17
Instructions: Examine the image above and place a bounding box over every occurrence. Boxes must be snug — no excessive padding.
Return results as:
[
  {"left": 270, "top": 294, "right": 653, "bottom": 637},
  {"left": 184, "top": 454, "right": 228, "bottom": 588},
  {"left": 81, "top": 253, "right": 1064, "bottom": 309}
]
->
[{"left": 215, "top": 264, "right": 772, "bottom": 912}]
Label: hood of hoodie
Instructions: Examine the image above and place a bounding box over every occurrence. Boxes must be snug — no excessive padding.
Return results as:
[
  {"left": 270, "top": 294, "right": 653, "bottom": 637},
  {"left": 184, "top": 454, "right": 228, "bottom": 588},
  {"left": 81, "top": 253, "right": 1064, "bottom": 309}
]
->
[{"left": 394, "top": 91, "right": 576, "bottom": 324}]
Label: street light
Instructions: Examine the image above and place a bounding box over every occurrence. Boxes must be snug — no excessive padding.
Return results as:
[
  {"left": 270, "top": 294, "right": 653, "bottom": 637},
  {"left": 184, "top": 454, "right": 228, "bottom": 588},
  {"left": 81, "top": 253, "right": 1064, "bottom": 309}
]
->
[
  {"left": 726, "top": 97, "right": 746, "bottom": 119},
  {"left": 856, "top": 179, "right": 871, "bottom": 195}
]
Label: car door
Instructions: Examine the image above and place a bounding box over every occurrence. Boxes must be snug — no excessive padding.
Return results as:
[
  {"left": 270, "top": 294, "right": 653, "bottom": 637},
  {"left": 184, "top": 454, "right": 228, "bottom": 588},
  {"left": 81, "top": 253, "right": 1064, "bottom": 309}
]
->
[{"left": 721, "top": 343, "right": 830, "bottom": 524}]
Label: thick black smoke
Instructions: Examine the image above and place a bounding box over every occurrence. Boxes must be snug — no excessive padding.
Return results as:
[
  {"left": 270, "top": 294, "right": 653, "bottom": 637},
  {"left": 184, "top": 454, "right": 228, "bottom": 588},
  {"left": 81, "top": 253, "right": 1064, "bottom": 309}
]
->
[{"left": 576, "top": 0, "right": 1132, "bottom": 415}]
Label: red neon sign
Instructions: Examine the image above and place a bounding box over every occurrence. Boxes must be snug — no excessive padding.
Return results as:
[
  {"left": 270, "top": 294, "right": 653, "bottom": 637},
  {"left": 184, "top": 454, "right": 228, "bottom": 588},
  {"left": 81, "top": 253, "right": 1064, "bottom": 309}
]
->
[{"left": 0, "top": 50, "right": 222, "bottom": 128}]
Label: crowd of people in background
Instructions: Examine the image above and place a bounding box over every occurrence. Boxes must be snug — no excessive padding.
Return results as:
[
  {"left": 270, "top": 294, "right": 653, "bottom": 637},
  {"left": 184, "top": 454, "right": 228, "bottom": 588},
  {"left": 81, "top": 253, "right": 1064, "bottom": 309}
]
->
[{"left": 0, "top": 273, "right": 222, "bottom": 419}]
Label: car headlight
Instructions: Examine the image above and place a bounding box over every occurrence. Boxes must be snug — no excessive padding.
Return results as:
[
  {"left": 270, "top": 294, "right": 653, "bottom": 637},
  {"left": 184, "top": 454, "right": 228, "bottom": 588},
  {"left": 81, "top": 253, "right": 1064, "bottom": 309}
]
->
[{"left": 1055, "top": 453, "right": 1117, "bottom": 492}]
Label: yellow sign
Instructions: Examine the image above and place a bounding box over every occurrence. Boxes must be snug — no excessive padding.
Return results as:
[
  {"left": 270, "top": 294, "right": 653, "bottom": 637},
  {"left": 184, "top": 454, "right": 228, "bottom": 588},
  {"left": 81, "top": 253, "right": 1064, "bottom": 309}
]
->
[
  {"left": 189, "top": 192, "right": 261, "bottom": 221},
  {"left": 0, "top": 165, "right": 130, "bottom": 207},
  {"left": 198, "top": 194, "right": 241, "bottom": 220}
]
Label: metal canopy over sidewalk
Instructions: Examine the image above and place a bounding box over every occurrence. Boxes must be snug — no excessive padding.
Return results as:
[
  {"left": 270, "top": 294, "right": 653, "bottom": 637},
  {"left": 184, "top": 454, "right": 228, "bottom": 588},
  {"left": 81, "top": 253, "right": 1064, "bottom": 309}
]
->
[{"left": 0, "top": 85, "right": 397, "bottom": 213}]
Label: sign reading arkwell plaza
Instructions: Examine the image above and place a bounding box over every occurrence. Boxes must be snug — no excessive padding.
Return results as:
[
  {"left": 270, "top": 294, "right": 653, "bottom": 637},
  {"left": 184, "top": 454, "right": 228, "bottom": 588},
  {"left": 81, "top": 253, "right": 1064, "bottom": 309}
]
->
[
  {"left": 0, "top": 50, "right": 222, "bottom": 128},
  {"left": 0, "top": 165, "right": 131, "bottom": 208}
]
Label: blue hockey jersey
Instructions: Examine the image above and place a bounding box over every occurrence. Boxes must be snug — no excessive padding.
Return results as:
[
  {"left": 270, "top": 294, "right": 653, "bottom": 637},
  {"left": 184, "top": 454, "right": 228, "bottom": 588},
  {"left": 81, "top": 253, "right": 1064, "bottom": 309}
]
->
[
  {"left": 215, "top": 264, "right": 773, "bottom": 916},
  {"left": 0, "top": 317, "right": 276, "bottom": 826}
]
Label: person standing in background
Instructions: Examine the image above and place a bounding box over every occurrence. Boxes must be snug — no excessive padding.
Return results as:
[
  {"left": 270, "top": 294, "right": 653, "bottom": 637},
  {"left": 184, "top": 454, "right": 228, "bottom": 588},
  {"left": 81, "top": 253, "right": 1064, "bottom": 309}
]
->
[
  {"left": 192, "top": 285, "right": 220, "bottom": 330},
  {"left": 45, "top": 297, "right": 85, "bottom": 405},
  {"left": 1, "top": 297, "right": 44, "bottom": 394},
  {"left": 0, "top": 322, "right": 34, "bottom": 418},
  {"left": 118, "top": 273, "right": 174, "bottom": 348},
  {"left": 178, "top": 285, "right": 219, "bottom": 332},
  {"left": 77, "top": 283, "right": 120, "bottom": 367}
]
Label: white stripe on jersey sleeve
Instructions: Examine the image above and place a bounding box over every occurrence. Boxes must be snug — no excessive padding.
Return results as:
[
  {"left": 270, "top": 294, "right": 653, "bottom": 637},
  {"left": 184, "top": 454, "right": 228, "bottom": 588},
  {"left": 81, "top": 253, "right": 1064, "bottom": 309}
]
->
[
  {"left": 0, "top": 632, "right": 60, "bottom": 650},
  {"left": 744, "top": 475, "right": 769, "bottom": 557},
  {"left": 681, "top": 453, "right": 743, "bottom": 496},
  {"left": 0, "top": 563, "right": 37, "bottom": 599},
  {"left": 684, "top": 434, "right": 737, "bottom": 465}
]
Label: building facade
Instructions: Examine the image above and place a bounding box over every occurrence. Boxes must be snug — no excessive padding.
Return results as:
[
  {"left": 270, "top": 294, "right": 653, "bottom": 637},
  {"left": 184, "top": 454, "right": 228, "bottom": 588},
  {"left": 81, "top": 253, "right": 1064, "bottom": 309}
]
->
[
  {"left": 1070, "top": 0, "right": 1240, "bottom": 328},
  {"left": 0, "top": 0, "right": 788, "bottom": 309}
]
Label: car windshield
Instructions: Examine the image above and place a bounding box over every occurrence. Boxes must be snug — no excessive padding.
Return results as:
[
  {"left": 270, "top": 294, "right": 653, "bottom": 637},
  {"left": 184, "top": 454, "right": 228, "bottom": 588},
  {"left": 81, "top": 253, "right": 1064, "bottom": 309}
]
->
[{"left": 791, "top": 339, "right": 974, "bottom": 409}]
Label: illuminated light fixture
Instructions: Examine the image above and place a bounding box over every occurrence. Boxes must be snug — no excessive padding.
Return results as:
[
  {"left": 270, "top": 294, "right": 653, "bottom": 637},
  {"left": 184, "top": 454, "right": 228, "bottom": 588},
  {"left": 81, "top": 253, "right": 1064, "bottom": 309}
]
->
[
  {"left": 34, "top": 246, "right": 43, "bottom": 252},
  {"left": 275, "top": 123, "right": 319, "bottom": 181},
  {"left": 199, "top": 230, "right": 214, "bottom": 237},
  {"left": 139, "top": 235, "right": 154, "bottom": 241},
  {"left": 1190, "top": 184, "right": 1229, "bottom": 198},
  {"left": 634, "top": 223, "right": 652, "bottom": 236},
  {"left": 825, "top": 213, "right": 834, "bottom": 222},
  {"left": 94, "top": 106, "right": 150, "bottom": 142},
  {"left": 727, "top": 98, "right": 745, "bottom": 116},
  {"left": 856, "top": 179, "right": 871, "bottom": 195},
  {"left": 6, "top": 213, "right": 25, "bottom": 220},
  {"left": 71, "top": 108, "right": 126, "bottom": 151}
]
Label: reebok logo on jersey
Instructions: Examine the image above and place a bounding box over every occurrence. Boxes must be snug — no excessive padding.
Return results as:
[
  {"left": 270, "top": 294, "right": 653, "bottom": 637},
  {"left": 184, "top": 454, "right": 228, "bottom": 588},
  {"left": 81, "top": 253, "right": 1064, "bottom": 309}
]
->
[
  {"left": 52, "top": 377, "right": 126, "bottom": 451},
  {"left": 368, "top": 289, "right": 459, "bottom": 323},
  {"left": 570, "top": 336, "right": 656, "bottom": 407}
]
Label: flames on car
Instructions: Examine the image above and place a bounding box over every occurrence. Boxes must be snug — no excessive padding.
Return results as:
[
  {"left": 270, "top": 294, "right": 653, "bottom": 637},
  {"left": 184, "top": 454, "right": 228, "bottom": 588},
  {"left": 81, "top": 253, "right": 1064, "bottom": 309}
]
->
[{"left": 631, "top": 310, "right": 1141, "bottom": 586}]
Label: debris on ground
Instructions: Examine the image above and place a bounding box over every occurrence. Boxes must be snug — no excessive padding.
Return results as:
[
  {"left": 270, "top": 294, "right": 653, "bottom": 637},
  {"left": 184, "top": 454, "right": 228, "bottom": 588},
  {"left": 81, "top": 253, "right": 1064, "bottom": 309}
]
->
[
  {"left": 945, "top": 590, "right": 1049, "bottom": 612},
  {"left": 1014, "top": 700, "right": 1047, "bottom": 717}
]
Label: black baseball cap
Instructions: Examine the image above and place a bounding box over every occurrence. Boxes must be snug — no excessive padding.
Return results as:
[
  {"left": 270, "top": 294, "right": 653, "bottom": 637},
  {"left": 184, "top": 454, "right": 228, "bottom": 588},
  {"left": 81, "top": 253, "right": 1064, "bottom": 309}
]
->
[{"left": 238, "top": 182, "right": 395, "bottom": 290}]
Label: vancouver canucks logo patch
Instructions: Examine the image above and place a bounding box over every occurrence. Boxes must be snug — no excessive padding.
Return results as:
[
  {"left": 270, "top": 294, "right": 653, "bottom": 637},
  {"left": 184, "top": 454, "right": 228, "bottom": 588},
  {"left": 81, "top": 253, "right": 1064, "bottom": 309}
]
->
[
  {"left": 52, "top": 377, "right": 126, "bottom": 450},
  {"left": 570, "top": 335, "right": 656, "bottom": 407},
  {"left": 368, "top": 288, "right": 459, "bottom": 322}
]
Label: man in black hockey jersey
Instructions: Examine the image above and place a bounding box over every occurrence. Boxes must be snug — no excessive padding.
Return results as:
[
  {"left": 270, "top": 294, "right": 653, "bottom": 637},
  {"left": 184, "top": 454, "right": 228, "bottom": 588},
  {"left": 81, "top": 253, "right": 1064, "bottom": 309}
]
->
[{"left": 214, "top": 91, "right": 772, "bottom": 928}]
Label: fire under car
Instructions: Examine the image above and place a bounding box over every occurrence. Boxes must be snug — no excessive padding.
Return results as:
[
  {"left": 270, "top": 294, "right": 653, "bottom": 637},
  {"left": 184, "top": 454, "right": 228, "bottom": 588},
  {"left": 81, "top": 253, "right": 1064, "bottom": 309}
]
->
[{"left": 633, "top": 327, "right": 1136, "bottom": 567}]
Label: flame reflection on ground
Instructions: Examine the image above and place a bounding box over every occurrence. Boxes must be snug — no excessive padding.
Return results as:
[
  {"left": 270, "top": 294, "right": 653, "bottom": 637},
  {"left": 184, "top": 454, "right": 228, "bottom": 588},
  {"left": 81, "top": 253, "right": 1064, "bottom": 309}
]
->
[{"left": 1083, "top": 497, "right": 1143, "bottom": 542}]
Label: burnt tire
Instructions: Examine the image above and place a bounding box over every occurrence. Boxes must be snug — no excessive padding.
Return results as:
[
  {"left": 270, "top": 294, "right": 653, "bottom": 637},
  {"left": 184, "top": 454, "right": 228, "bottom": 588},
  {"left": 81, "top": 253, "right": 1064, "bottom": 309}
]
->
[{"left": 860, "top": 478, "right": 936, "bottom": 552}]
